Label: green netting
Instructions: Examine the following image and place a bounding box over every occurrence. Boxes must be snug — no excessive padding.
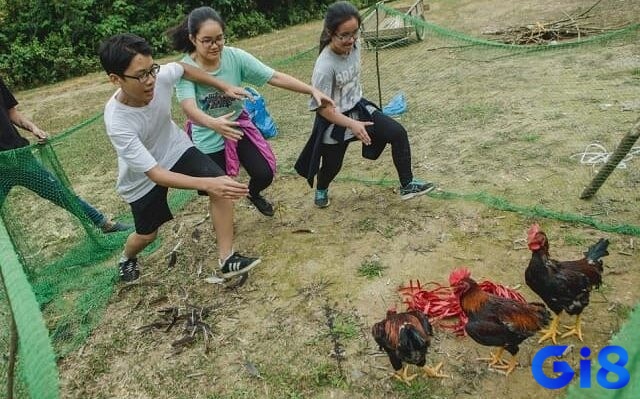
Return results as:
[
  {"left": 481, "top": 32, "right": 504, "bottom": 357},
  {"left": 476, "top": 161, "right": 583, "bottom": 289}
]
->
[
  {"left": 0, "top": 1, "right": 639, "bottom": 397},
  {"left": 564, "top": 303, "right": 640, "bottom": 398},
  {"left": 0, "top": 113, "right": 195, "bottom": 397},
  {"left": 0, "top": 220, "right": 59, "bottom": 399}
]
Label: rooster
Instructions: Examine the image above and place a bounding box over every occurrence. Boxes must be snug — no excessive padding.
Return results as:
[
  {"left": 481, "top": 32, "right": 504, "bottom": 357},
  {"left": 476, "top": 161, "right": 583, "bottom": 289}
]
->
[
  {"left": 449, "top": 268, "right": 550, "bottom": 375},
  {"left": 526, "top": 223, "right": 609, "bottom": 343},
  {"left": 372, "top": 309, "right": 447, "bottom": 384}
]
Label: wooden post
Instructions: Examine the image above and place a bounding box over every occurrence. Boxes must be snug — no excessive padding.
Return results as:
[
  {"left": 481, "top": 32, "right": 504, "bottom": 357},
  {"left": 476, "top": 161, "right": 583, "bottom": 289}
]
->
[
  {"left": 580, "top": 117, "right": 640, "bottom": 199},
  {"left": 375, "top": 2, "right": 383, "bottom": 108}
]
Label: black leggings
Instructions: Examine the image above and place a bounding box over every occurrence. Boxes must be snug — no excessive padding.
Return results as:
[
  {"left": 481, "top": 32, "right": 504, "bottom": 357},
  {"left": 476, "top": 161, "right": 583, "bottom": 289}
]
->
[
  {"left": 317, "top": 110, "right": 413, "bottom": 190},
  {"left": 208, "top": 138, "right": 274, "bottom": 197}
]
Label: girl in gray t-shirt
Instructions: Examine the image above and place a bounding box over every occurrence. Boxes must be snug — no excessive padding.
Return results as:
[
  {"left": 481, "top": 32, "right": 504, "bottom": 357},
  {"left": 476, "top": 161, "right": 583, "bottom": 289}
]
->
[{"left": 296, "top": 1, "right": 436, "bottom": 208}]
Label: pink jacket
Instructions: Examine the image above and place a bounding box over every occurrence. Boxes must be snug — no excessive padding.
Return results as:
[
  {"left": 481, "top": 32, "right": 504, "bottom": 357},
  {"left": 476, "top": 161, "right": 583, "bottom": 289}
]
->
[
  {"left": 183, "top": 110, "right": 277, "bottom": 176},
  {"left": 224, "top": 110, "right": 276, "bottom": 177}
]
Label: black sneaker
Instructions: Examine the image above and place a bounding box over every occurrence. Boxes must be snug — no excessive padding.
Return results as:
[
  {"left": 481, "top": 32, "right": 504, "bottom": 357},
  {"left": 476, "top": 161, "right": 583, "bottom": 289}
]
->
[
  {"left": 220, "top": 252, "right": 261, "bottom": 278},
  {"left": 248, "top": 194, "right": 274, "bottom": 217},
  {"left": 119, "top": 258, "right": 140, "bottom": 282}
]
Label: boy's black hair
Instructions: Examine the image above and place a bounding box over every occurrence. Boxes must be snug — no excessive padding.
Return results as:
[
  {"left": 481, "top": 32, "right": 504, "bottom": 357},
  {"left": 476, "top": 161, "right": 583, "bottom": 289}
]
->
[{"left": 98, "top": 33, "right": 153, "bottom": 76}]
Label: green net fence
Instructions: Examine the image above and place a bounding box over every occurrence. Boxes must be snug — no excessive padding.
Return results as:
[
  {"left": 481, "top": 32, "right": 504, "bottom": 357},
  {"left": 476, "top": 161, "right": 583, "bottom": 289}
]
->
[
  {"left": 0, "top": 0, "right": 639, "bottom": 397},
  {"left": 0, "top": 113, "right": 195, "bottom": 397}
]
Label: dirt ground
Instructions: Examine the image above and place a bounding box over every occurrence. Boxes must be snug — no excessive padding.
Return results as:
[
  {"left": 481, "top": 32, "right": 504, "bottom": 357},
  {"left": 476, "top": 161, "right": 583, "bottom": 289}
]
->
[{"left": 11, "top": 0, "right": 638, "bottom": 398}]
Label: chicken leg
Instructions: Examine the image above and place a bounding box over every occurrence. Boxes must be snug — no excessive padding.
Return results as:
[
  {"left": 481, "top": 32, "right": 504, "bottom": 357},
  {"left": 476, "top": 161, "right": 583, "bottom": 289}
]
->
[
  {"left": 478, "top": 349, "right": 519, "bottom": 375},
  {"left": 537, "top": 313, "right": 561, "bottom": 344},
  {"left": 477, "top": 347, "right": 508, "bottom": 367},
  {"left": 392, "top": 364, "right": 417, "bottom": 385},
  {"left": 423, "top": 362, "right": 449, "bottom": 378},
  {"left": 561, "top": 314, "right": 583, "bottom": 341},
  {"left": 496, "top": 355, "right": 519, "bottom": 376}
]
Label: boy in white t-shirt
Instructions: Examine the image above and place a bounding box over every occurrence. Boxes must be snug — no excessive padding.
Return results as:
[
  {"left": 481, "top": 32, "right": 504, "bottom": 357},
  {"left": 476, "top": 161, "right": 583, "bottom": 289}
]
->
[{"left": 99, "top": 33, "right": 261, "bottom": 282}]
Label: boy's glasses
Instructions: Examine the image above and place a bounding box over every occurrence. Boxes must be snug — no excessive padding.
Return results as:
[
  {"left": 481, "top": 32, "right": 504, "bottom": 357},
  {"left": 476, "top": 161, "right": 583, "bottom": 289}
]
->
[{"left": 122, "top": 64, "right": 160, "bottom": 83}]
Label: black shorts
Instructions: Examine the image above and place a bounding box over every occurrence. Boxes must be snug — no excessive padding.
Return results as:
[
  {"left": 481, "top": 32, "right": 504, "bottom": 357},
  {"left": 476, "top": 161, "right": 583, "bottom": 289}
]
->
[
  {"left": 129, "top": 147, "right": 225, "bottom": 235},
  {"left": 197, "top": 149, "right": 226, "bottom": 196}
]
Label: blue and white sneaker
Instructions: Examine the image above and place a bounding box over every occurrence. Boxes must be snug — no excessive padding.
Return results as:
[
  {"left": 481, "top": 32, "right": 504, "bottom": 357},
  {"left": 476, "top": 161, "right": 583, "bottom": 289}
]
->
[
  {"left": 399, "top": 179, "right": 436, "bottom": 200},
  {"left": 314, "top": 189, "right": 330, "bottom": 208}
]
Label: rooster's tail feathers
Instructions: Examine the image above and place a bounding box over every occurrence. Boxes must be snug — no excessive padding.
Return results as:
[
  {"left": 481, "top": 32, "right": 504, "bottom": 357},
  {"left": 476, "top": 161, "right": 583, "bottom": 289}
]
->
[
  {"left": 584, "top": 238, "right": 610, "bottom": 263},
  {"left": 399, "top": 323, "right": 427, "bottom": 352}
]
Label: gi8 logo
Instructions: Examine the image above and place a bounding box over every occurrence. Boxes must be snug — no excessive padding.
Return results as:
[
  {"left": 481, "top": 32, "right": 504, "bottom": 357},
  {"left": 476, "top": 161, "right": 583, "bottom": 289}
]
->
[{"left": 531, "top": 345, "right": 630, "bottom": 390}]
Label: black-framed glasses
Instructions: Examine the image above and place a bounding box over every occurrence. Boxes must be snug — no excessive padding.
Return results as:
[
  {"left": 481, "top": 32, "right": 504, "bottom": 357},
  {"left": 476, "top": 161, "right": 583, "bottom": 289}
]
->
[
  {"left": 196, "top": 35, "right": 225, "bottom": 47},
  {"left": 121, "top": 63, "right": 160, "bottom": 83},
  {"left": 334, "top": 30, "right": 359, "bottom": 42}
]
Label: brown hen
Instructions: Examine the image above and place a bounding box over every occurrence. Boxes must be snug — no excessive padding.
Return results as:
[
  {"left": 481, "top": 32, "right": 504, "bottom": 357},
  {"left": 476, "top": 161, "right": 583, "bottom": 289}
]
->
[{"left": 450, "top": 268, "right": 550, "bottom": 375}]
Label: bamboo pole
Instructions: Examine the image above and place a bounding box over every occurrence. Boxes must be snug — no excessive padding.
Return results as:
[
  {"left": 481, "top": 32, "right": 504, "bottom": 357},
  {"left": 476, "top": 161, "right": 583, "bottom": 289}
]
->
[{"left": 580, "top": 117, "right": 640, "bottom": 199}]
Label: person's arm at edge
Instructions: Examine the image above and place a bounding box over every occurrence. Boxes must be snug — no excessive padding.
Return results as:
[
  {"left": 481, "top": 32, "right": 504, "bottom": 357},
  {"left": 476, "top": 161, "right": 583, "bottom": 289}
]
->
[{"left": 7, "top": 106, "right": 48, "bottom": 143}]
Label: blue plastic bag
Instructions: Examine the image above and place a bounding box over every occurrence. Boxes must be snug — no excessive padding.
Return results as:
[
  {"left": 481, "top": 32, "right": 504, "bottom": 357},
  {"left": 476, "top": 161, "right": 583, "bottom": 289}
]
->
[
  {"left": 382, "top": 91, "right": 407, "bottom": 116},
  {"left": 244, "top": 87, "right": 278, "bottom": 139}
]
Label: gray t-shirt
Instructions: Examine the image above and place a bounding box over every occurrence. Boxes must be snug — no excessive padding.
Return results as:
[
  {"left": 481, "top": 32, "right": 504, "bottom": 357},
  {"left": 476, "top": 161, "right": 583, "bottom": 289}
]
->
[
  {"left": 310, "top": 43, "right": 363, "bottom": 144},
  {"left": 104, "top": 62, "right": 194, "bottom": 203}
]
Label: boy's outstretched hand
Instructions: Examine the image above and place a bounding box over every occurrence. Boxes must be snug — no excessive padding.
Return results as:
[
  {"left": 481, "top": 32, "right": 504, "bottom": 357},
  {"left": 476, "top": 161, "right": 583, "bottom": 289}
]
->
[{"left": 202, "top": 176, "right": 249, "bottom": 199}]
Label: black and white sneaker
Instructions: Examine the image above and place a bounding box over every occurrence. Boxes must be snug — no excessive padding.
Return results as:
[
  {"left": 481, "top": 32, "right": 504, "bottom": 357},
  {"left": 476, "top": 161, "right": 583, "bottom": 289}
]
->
[
  {"left": 219, "top": 252, "right": 261, "bottom": 278},
  {"left": 118, "top": 258, "right": 140, "bottom": 282},
  {"left": 248, "top": 194, "right": 274, "bottom": 217}
]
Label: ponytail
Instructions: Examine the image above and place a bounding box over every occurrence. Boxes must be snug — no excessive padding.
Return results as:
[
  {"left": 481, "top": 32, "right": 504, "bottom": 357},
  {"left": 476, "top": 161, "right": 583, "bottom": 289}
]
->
[{"left": 166, "top": 17, "right": 195, "bottom": 53}]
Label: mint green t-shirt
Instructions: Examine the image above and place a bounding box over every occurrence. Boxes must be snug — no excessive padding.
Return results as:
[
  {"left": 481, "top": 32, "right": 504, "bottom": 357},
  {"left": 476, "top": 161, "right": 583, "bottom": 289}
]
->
[{"left": 175, "top": 47, "right": 275, "bottom": 154}]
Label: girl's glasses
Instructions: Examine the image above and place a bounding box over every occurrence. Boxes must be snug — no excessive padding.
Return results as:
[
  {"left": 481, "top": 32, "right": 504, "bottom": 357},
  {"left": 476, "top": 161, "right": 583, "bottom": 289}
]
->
[
  {"left": 196, "top": 35, "right": 225, "bottom": 47},
  {"left": 334, "top": 31, "right": 359, "bottom": 42}
]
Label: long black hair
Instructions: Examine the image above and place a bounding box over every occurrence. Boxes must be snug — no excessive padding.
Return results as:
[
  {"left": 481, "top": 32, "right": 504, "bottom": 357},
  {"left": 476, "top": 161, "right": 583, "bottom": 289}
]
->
[
  {"left": 166, "top": 6, "right": 226, "bottom": 53},
  {"left": 319, "top": 1, "right": 362, "bottom": 53}
]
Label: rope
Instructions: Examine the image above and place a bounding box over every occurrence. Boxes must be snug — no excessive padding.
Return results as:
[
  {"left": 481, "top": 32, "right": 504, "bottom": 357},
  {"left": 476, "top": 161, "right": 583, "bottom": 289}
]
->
[{"left": 571, "top": 143, "right": 640, "bottom": 169}]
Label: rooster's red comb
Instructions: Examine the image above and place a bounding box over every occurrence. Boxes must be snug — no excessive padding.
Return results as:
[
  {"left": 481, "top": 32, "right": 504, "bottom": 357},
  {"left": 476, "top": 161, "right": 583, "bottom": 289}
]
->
[{"left": 449, "top": 267, "right": 471, "bottom": 286}]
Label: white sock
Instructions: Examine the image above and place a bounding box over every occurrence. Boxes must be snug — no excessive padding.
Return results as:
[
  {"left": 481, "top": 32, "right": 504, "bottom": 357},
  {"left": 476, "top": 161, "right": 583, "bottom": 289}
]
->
[
  {"left": 218, "top": 250, "right": 234, "bottom": 267},
  {"left": 120, "top": 252, "right": 130, "bottom": 263}
]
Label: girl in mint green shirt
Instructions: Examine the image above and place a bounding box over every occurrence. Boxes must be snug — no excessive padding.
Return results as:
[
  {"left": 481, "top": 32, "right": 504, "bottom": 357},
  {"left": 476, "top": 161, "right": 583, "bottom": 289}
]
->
[{"left": 168, "top": 6, "right": 334, "bottom": 217}]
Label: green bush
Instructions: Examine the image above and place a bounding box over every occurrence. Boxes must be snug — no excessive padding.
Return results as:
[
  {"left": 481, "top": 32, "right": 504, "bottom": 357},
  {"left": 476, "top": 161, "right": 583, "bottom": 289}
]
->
[{"left": 0, "top": 0, "right": 378, "bottom": 89}]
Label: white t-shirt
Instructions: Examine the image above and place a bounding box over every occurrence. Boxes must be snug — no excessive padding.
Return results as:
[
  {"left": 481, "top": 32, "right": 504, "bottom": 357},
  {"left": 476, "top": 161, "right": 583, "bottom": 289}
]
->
[{"left": 104, "top": 62, "right": 194, "bottom": 203}]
